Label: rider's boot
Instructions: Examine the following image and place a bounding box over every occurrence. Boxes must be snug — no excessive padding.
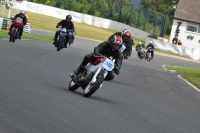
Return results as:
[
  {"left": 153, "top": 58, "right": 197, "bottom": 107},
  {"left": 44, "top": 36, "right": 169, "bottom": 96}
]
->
[{"left": 74, "top": 64, "right": 85, "bottom": 75}]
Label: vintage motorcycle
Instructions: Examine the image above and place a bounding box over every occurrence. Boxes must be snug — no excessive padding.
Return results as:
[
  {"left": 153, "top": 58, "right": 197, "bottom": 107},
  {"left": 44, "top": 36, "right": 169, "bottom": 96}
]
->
[
  {"left": 9, "top": 17, "right": 24, "bottom": 43},
  {"left": 55, "top": 28, "right": 67, "bottom": 51},
  {"left": 138, "top": 49, "right": 146, "bottom": 59},
  {"left": 145, "top": 47, "right": 153, "bottom": 61},
  {"left": 55, "top": 28, "right": 74, "bottom": 51},
  {"left": 68, "top": 45, "right": 126, "bottom": 98}
]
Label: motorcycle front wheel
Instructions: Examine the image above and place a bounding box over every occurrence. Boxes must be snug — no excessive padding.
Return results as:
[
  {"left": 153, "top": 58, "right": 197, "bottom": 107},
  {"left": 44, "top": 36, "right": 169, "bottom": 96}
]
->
[
  {"left": 68, "top": 79, "right": 79, "bottom": 91},
  {"left": 57, "top": 37, "right": 63, "bottom": 51},
  {"left": 83, "top": 71, "right": 104, "bottom": 98},
  {"left": 9, "top": 29, "right": 15, "bottom": 42}
]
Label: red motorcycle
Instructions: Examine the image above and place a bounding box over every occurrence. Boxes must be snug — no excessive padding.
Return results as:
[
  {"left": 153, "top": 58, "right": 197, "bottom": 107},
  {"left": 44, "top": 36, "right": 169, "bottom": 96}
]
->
[{"left": 9, "top": 17, "right": 23, "bottom": 43}]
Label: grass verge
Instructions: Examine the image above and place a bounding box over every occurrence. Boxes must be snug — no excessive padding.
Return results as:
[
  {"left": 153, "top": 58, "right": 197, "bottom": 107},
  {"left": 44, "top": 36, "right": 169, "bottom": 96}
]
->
[
  {"left": 0, "top": 29, "right": 53, "bottom": 42},
  {"left": 167, "top": 66, "right": 200, "bottom": 89},
  {"left": 0, "top": 6, "right": 144, "bottom": 44}
]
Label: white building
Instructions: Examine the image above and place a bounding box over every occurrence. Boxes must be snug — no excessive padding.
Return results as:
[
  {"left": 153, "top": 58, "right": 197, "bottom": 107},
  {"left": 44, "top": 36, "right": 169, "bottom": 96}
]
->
[{"left": 169, "top": 0, "right": 200, "bottom": 49}]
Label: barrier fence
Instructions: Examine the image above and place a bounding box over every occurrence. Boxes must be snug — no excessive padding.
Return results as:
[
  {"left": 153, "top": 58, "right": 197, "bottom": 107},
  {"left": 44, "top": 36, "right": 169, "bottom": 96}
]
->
[
  {"left": 145, "top": 37, "right": 200, "bottom": 61},
  {"left": 44, "top": 0, "right": 168, "bottom": 37}
]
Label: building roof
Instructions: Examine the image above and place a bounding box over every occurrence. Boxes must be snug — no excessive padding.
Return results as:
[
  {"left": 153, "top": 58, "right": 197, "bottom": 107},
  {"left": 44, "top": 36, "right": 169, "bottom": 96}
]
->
[{"left": 174, "top": 0, "right": 200, "bottom": 23}]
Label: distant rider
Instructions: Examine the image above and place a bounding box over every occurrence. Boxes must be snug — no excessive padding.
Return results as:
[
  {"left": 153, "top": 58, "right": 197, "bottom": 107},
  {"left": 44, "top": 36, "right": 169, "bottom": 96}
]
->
[
  {"left": 53, "top": 15, "right": 75, "bottom": 47},
  {"left": 108, "top": 29, "right": 134, "bottom": 59},
  {"left": 135, "top": 42, "right": 145, "bottom": 58},
  {"left": 74, "top": 35, "right": 123, "bottom": 81},
  {"left": 8, "top": 10, "right": 27, "bottom": 40},
  {"left": 146, "top": 41, "right": 155, "bottom": 59}
]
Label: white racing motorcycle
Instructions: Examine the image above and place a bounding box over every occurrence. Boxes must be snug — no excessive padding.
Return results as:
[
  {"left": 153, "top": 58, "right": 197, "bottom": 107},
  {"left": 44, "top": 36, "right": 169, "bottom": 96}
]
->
[{"left": 68, "top": 45, "right": 126, "bottom": 98}]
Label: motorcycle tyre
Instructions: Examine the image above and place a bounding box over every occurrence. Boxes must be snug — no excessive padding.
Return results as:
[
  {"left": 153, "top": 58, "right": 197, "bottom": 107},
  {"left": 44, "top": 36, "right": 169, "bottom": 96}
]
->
[
  {"left": 57, "top": 37, "right": 63, "bottom": 51},
  {"left": 83, "top": 71, "right": 104, "bottom": 98},
  {"left": 68, "top": 79, "right": 79, "bottom": 91}
]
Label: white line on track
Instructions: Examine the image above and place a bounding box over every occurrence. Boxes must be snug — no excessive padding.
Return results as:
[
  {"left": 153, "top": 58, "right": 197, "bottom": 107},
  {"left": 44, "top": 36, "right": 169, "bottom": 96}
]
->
[
  {"left": 162, "top": 64, "right": 200, "bottom": 92},
  {"left": 177, "top": 75, "right": 200, "bottom": 92},
  {"left": 162, "top": 64, "right": 168, "bottom": 71}
]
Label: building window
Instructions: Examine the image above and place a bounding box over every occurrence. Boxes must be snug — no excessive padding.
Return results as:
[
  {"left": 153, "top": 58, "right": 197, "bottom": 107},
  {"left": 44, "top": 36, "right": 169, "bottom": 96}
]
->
[{"left": 186, "top": 23, "right": 200, "bottom": 33}]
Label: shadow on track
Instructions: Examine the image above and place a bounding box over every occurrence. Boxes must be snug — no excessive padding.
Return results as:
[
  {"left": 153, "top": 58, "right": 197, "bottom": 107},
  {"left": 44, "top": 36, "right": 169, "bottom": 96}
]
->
[
  {"left": 54, "top": 86, "right": 122, "bottom": 105},
  {"left": 108, "top": 80, "right": 133, "bottom": 88},
  {"left": 89, "top": 95, "right": 122, "bottom": 105}
]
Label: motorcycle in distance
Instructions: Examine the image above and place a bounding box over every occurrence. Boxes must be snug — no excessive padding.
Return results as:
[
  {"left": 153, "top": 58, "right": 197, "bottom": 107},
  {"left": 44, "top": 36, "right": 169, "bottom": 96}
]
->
[
  {"left": 145, "top": 47, "right": 153, "bottom": 61},
  {"left": 137, "top": 49, "right": 146, "bottom": 59},
  {"left": 68, "top": 45, "right": 126, "bottom": 98},
  {"left": 55, "top": 28, "right": 72, "bottom": 51},
  {"left": 9, "top": 17, "right": 23, "bottom": 43}
]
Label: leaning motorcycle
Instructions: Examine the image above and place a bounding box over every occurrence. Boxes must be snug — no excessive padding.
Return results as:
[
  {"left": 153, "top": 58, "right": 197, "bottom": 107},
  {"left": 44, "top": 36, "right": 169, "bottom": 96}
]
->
[
  {"left": 9, "top": 17, "right": 23, "bottom": 43},
  {"left": 68, "top": 45, "right": 126, "bottom": 98},
  {"left": 68, "top": 56, "right": 115, "bottom": 98},
  {"left": 138, "top": 49, "right": 146, "bottom": 59},
  {"left": 145, "top": 47, "right": 153, "bottom": 61}
]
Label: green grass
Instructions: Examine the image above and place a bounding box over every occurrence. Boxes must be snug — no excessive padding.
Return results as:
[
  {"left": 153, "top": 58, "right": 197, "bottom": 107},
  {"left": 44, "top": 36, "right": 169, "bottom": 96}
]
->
[
  {"left": 0, "top": 29, "right": 53, "bottom": 42},
  {"left": 167, "top": 66, "right": 200, "bottom": 89},
  {"left": 0, "top": 6, "right": 144, "bottom": 43}
]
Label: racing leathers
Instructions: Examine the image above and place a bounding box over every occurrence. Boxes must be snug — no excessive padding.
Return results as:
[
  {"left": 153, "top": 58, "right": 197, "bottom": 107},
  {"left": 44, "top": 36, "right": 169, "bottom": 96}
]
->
[
  {"left": 74, "top": 41, "right": 122, "bottom": 81},
  {"left": 9, "top": 14, "right": 27, "bottom": 39},
  {"left": 136, "top": 44, "right": 145, "bottom": 57},
  {"left": 108, "top": 32, "right": 134, "bottom": 59},
  {"left": 54, "top": 20, "right": 75, "bottom": 47},
  {"left": 146, "top": 43, "right": 155, "bottom": 58}
]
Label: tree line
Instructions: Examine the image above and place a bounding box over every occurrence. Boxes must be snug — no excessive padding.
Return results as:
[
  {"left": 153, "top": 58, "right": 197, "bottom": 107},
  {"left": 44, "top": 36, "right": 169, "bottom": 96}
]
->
[{"left": 25, "top": 0, "right": 179, "bottom": 36}]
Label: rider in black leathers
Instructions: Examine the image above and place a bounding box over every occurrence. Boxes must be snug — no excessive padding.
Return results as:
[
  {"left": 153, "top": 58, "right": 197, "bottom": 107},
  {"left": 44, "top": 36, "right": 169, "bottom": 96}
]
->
[
  {"left": 135, "top": 42, "right": 145, "bottom": 58},
  {"left": 53, "top": 14, "right": 75, "bottom": 47},
  {"left": 146, "top": 41, "right": 155, "bottom": 59},
  {"left": 74, "top": 35, "right": 123, "bottom": 81},
  {"left": 8, "top": 10, "right": 27, "bottom": 40},
  {"left": 108, "top": 29, "right": 134, "bottom": 59}
]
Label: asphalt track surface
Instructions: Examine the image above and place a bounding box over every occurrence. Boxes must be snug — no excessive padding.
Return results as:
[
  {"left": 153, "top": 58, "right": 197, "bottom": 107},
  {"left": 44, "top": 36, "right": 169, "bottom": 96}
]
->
[{"left": 0, "top": 33, "right": 200, "bottom": 133}]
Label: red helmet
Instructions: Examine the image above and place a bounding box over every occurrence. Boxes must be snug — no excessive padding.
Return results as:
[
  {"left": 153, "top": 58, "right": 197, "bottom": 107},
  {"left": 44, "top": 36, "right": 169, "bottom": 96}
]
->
[
  {"left": 121, "top": 29, "right": 132, "bottom": 42},
  {"left": 110, "top": 35, "right": 123, "bottom": 51}
]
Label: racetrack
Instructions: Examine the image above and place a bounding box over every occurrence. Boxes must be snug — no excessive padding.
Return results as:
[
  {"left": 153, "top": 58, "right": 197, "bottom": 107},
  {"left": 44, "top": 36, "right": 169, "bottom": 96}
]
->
[{"left": 0, "top": 37, "right": 200, "bottom": 133}]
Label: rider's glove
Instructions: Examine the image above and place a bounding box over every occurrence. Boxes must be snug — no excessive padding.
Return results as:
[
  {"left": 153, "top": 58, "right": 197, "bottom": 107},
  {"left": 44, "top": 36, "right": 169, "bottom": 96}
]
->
[
  {"left": 56, "top": 25, "right": 59, "bottom": 28},
  {"left": 114, "top": 67, "right": 120, "bottom": 75}
]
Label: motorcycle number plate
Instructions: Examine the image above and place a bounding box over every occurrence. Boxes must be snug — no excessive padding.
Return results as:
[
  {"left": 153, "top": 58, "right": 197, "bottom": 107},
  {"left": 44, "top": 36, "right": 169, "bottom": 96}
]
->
[
  {"left": 60, "top": 28, "right": 67, "bottom": 35},
  {"left": 119, "top": 45, "right": 126, "bottom": 52},
  {"left": 140, "top": 49, "right": 144, "bottom": 53},
  {"left": 103, "top": 59, "right": 114, "bottom": 71},
  {"left": 148, "top": 48, "right": 152, "bottom": 51}
]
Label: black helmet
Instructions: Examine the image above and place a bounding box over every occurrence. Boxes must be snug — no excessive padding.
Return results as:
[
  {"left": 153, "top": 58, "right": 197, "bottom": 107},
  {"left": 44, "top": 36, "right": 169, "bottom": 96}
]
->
[{"left": 66, "top": 15, "right": 72, "bottom": 20}]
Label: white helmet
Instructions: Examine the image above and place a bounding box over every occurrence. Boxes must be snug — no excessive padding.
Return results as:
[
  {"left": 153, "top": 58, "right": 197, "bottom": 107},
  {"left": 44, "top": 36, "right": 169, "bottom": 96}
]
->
[
  {"left": 138, "top": 42, "right": 141, "bottom": 45},
  {"left": 19, "top": 10, "right": 25, "bottom": 15}
]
